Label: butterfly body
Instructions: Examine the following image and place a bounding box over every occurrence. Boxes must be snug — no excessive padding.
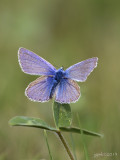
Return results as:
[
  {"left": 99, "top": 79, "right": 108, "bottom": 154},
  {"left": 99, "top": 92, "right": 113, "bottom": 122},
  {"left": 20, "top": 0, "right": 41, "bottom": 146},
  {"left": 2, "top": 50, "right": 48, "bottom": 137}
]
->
[
  {"left": 18, "top": 48, "right": 98, "bottom": 104},
  {"left": 49, "top": 67, "right": 66, "bottom": 98}
]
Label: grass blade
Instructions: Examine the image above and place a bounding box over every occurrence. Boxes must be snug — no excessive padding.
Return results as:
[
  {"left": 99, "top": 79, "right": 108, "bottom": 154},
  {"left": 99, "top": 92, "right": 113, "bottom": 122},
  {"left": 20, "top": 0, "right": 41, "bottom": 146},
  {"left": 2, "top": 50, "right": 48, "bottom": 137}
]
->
[
  {"left": 70, "top": 133, "right": 77, "bottom": 160},
  {"left": 77, "top": 114, "right": 89, "bottom": 160},
  {"left": 44, "top": 130, "right": 53, "bottom": 160}
]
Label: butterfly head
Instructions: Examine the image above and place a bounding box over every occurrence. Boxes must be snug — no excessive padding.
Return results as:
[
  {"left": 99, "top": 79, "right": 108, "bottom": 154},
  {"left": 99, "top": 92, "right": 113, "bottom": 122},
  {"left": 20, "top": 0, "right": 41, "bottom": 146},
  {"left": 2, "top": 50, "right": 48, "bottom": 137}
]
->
[{"left": 61, "top": 66, "right": 64, "bottom": 70}]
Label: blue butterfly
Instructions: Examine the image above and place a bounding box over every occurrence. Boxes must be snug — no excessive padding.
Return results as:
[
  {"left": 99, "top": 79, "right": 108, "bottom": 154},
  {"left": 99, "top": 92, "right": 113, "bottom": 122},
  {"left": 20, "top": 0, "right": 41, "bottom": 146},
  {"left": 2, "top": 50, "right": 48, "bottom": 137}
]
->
[{"left": 18, "top": 48, "right": 98, "bottom": 104}]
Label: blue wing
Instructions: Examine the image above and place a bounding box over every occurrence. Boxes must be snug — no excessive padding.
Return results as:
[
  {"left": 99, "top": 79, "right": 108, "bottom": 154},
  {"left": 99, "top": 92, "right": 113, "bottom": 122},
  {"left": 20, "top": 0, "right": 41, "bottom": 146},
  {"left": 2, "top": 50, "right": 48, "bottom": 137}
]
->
[
  {"left": 55, "top": 78, "right": 80, "bottom": 104},
  {"left": 64, "top": 57, "right": 98, "bottom": 82},
  {"left": 18, "top": 48, "right": 56, "bottom": 76},
  {"left": 25, "top": 76, "right": 55, "bottom": 102}
]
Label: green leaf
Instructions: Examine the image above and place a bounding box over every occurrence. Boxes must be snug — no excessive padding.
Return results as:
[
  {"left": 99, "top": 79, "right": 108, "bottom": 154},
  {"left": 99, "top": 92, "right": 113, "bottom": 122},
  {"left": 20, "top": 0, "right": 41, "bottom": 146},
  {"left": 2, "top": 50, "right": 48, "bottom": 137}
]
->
[
  {"left": 59, "top": 127, "right": 103, "bottom": 138},
  {"left": 9, "top": 116, "right": 57, "bottom": 132},
  {"left": 53, "top": 102, "right": 72, "bottom": 128}
]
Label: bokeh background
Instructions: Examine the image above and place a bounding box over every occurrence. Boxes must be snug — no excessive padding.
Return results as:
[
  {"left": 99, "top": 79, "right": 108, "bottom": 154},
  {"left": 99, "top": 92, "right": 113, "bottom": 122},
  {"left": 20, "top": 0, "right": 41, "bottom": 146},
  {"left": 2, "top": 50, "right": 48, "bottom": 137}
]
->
[{"left": 0, "top": 0, "right": 120, "bottom": 160}]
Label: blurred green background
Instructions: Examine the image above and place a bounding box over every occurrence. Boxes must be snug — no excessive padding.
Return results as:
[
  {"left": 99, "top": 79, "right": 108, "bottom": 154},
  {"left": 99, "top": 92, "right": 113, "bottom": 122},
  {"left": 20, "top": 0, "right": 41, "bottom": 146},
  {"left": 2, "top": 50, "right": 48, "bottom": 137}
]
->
[{"left": 0, "top": 0, "right": 120, "bottom": 159}]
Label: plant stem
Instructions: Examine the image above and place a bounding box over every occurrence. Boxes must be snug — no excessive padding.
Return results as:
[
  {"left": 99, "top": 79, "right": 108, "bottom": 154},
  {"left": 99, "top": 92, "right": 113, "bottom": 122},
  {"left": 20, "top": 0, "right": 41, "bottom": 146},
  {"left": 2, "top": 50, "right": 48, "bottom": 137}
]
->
[{"left": 56, "top": 131, "right": 75, "bottom": 160}]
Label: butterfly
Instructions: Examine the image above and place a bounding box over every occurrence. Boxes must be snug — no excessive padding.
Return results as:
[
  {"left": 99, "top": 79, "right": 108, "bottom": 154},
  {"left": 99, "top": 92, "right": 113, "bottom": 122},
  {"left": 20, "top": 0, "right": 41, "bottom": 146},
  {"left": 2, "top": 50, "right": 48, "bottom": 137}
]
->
[{"left": 18, "top": 48, "right": 98, "bottom": 104}]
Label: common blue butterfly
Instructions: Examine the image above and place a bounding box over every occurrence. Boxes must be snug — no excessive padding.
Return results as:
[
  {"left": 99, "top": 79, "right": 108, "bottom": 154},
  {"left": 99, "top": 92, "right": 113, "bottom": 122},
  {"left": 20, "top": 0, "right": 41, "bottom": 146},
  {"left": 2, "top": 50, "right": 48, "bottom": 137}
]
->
[{"left": 18, "top": 48, "right": 98, "bottom": 104}]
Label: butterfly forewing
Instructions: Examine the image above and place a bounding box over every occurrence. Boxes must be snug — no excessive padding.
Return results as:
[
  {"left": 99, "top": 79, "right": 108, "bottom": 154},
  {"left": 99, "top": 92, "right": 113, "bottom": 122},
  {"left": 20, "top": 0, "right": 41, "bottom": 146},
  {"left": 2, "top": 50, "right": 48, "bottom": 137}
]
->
[
  {"left": 18, "top": 48, "right": 56, "bottom": 76},
  {"left": 65, "top": 57, "right": 98, "bottom": 82},
  {"left": 55, "top": 78, "right": 80, "bottom": 104},
  {"left": 25, "top": 76, "right": 55, "bottom": 102}
]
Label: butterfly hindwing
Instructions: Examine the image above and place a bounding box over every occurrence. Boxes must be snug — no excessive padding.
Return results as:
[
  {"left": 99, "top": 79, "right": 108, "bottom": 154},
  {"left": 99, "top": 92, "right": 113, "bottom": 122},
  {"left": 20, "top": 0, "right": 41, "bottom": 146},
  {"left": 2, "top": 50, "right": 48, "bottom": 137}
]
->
[
  {"left": 25, "top": 76, "right": 55, "bottom": 102},
  {"left": 18, "top": 48, "right": 56, "bottom": 76},
  {"left": 65, "top": 57, "right": 98, "bottom": 82},
  {"left": 55, "top": 78, "right": 80, "bottom": 104}
]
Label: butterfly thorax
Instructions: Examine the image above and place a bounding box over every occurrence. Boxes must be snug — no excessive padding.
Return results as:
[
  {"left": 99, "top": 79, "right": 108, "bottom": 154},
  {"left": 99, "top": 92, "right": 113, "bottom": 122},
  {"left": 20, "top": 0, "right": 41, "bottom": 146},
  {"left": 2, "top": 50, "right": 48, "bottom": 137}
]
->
[{"left": 54, "top": 68, "right": 65, "bottom": 83}]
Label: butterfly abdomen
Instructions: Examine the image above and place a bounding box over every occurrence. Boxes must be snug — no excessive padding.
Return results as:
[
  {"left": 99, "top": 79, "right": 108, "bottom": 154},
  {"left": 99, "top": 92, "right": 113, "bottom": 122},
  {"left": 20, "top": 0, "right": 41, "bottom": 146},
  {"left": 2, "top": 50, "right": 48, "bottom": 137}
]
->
[{"left": 49, "top": 80, "right": 58, "bottom": 99}]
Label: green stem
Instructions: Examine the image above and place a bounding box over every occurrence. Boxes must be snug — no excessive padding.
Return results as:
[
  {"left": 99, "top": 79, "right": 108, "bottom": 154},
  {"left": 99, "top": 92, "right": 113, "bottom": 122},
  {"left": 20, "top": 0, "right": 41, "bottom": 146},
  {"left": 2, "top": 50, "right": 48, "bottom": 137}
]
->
[{"left": 56, "top": 131, "right": 75, "bottom": 160}]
